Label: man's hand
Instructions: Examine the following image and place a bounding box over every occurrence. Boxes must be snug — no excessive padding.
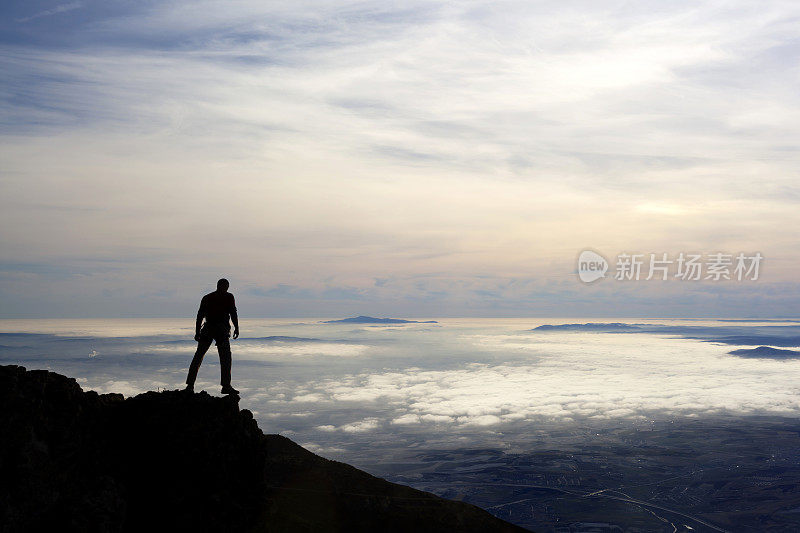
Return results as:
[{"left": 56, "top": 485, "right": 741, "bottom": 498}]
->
[{"left": 232, "top": 328, "right": 239, "bottom": 340}]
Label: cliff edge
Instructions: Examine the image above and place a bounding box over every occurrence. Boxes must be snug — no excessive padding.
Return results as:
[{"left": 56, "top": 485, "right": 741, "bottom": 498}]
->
[{"left": 0, "top": 365, "right": 527, "bottom": 532}]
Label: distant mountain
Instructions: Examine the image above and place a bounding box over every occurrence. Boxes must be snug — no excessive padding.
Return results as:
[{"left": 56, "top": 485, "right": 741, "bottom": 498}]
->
[
  {"left": 728, "top": 346, "right": 800, "bottom": 358},
  {"left": 532, "top": 322, "right": 642, "bottom": 331},
  {"left": 0, "top": 365, "right": 525, "bottom": 533},
  {"left": 324, "top": 315, "right": 438, "bottom": 324},
  {"left": 531, "top": 323, "right": 800, "bottom": 348}
]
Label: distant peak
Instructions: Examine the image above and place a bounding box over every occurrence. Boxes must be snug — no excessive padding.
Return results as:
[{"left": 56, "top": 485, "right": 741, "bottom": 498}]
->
[
  {"left": 532, "top": 322, "right": 642, "bottom": 331},
  {"left": 729, "top": 346, "right": 800, "bottom": 358},
  {"left": 323, "top": 316, "right": 438, "bottom": 324}
]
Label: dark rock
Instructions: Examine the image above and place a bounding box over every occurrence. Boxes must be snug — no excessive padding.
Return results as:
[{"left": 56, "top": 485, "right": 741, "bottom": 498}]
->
[{"left": 0, "top": 365, "right": 527, "bottom": 532}]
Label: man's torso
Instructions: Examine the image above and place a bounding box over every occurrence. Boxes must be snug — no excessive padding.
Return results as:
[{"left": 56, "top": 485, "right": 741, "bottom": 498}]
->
[{"left": 200, "top": 291, "right": 235, "bottom": 326}]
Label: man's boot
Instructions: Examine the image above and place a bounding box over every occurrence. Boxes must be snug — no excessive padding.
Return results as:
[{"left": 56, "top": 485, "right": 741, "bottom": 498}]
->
[{"left": 221, "top": 385, "right": 239, "bottom": 395}]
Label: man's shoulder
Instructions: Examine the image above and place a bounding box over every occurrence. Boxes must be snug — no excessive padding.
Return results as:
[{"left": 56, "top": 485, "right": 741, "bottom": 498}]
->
[{"left": 203, "top": 291, "right": 234, "bottom": 301}]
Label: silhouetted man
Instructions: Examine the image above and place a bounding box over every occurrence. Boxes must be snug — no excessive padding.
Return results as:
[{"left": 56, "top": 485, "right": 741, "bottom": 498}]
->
[{"left": 185, "top": 278, "right": 240, "bottom": 395}]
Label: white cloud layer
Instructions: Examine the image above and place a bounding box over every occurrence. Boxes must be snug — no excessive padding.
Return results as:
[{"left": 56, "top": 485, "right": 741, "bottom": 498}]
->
[
  {"left": 7, "top": 318, "right": 800, "bottom": 452},
  {"left": 294, "top": 336, "right": 800, "bottom": 430}
]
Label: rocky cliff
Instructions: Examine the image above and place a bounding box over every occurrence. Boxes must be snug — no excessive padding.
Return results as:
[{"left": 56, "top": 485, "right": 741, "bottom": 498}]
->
[{"left": 0, "top": 365, "right": 527, "bottom": 532}]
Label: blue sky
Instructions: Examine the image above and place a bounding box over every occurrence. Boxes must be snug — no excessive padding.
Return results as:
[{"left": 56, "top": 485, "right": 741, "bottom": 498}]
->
[{"left": 1, "top": 1, "right": 799, "bottom": 318}]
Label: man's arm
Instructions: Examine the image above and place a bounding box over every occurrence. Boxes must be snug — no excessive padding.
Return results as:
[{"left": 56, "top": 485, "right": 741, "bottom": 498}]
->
[
  {"left": 195, "top": 297, "right": 206, "bottom": 341},
  {"left": 230, "top": 294, "right": 239, "bottom": 339}
]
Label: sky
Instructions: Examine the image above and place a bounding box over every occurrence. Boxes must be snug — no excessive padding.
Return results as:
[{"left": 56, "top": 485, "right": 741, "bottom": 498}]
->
[{"left": 1, "top": 0, "right": 799, "bottom": 318}]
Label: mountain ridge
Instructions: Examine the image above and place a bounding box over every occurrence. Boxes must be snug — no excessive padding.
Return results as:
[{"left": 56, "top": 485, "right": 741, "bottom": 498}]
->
[{"left": 323, "top": 316, "right": 438, "bottom": 324}]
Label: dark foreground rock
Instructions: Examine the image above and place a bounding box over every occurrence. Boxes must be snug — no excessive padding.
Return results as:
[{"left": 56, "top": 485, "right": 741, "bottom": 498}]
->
[{"left": 0, "top": 365, "right": 527, "bottom": 532}]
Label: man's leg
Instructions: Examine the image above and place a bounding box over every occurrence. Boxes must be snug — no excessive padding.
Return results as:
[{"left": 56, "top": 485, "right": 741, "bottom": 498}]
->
[
  {"left": 186, "top": 336, "right": 213, "bottom": 387},
  {"left": 217, "top": 337, "right": 232, "bottom": 388}
]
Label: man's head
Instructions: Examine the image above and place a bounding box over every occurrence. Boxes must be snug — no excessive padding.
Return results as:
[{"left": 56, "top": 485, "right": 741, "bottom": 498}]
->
[{"left": 217, "top": 278, "right": 230, "bottom": 292}]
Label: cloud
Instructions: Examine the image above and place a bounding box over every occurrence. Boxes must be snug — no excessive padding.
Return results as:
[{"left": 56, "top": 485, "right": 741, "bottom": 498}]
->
[
  {"left": 313, "top": 418, "right": 382, "bottom": 433},
  {"left": 274, "top": 323, "right": 800, "bottom": 432},
  {"left": 340, "top": 418, "right": 381, "bottom": 433},
  {"left": 292, "top": 393, "right": 326, "bottom": 402},
  {"left": 14, "top": 2, "right": 83, "bottom": 23},
  {"left": 145, "top": 341, "right": 369, "bottom": 358},
  {"left": 1, "top": 1, "right": 800, "bottom": 317},
  {"left": 391, "top": 414, "right": 421, "bottom": 425},
  {"left": 10, "top": 318, "right": 800, "bottom": 455},
  {"left": 78, "top": 378, "right": 162, "bottom": 397}
]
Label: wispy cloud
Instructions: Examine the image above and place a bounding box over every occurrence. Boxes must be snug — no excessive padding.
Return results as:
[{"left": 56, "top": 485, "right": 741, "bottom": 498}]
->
[
  {"left": 1, "top": 1, "right": 799, "bottom": 316},
  {"left": 15, "top": 2, "right": 83, "bottom": 23}
]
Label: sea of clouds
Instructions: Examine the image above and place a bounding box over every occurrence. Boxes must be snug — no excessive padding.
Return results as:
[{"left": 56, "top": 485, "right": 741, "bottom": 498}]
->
[{"left": 2, "top": 318, "right": 800, "bottom": 457}]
